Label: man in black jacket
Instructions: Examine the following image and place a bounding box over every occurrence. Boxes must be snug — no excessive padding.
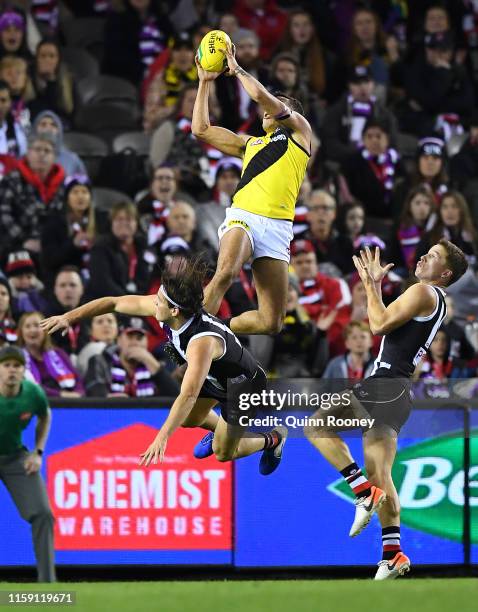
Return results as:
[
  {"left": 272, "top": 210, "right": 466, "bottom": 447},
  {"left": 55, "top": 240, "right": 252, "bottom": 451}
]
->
[{"left": 85, "top": 201, "right": 153, "bottom": 300}]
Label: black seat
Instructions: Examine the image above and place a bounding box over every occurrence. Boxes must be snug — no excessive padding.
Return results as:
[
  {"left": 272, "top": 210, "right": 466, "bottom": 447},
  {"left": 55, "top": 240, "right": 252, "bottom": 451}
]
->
[
  {"left": 112, "top": 131, "right": 150, "bottom": 156},
  {"left": 74, "top": 102, "right": 140, "bottom": 134},
  {"left": 61, "top": 18, "right": 106, "bottom": 61},
  {"left": 62, "top": 132, "right": 108, "bottom": 181},
  {"left": 92, "top": 187, "right": 133, "bottom": 211},
  {"left": 77, "top": 75, "right": 138, "bottom": 107},
  {"left": 61, "top": 47, "right": 99, "bottom": 81}
]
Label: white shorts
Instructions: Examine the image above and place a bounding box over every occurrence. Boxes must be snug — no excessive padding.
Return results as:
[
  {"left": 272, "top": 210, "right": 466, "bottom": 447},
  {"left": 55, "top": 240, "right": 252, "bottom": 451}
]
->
[{"left": 217, "top": 207, "right": 294, "bottom": 263}]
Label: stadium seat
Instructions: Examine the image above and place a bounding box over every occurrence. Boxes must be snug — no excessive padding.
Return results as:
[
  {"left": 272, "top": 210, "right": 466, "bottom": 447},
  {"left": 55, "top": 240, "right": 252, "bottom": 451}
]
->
[
  {"left": 61, "top": 47, "right": 100, "bottom": 81},
  {"left": 74, "top": 102, "right": 141, "bottom": 134},
  {"left": 77, "top": 75, "right": 138, "bottom": 108},
  {"left": 92, "top": 187, "right": 133, "bottom": 211},
  {"left": 112, "top": 132, "right": 150, "bottom": 156},
  {"left": 62, "top": 132, "right": 108, "bottom": 181},
  {"left": 61, "top": 17, "right": 106, "bottom": 61}
]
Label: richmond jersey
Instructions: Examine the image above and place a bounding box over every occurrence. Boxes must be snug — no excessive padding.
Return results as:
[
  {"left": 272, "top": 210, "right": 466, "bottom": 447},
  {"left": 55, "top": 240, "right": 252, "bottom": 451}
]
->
[
  {"left": 371, "top": 285, "right": 447, "bottom": 378},
  {"left": 232, "top": 127, "right": 309, "bottom": 221},
  {"left": 162, "top": 310, "right": 260, "bottom": 393}
]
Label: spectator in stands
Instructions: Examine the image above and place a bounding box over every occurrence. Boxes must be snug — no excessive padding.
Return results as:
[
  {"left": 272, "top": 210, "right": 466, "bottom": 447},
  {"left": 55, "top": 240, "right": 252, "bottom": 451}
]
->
[
  {"left": 17, "top": 310, "right": 84, "bottom": 397},
  {"left": 150, "top": 83, "right": 220, "bottom": 197},
  {"left": 277, "top": 9, "right": 336, "bottom": 104},
  {"left": 268, "top": 274, "right": 327, "bottom": 377},
  {"left": 162, "top": 201, "right": 216, "bottom": 263},
  {"left": 102, "top": 0, "right": 172, "bottom": 86},
  {"left": 396, "top": 137, "right": 450, "bottom": 206},
  {"left": 290, "top": 239, "right": 351, "bottom": 357},
  {"left": 143, "top": 31, "right": 197, "bottom": 133},
  {"left": 388, "top": 186, "right": 437, "bottom": 277},
  {"left": 322, "top": 320, "right": 374, "bottom": 380},
  {"left": 76, "top": 312, "right": 119, "bottom": 377},
  {"left": 29, "top": 39, "right": 74, "bottom": 124},
  {"left": 407, "top": 3, "right": 452, "bottom": 64},
  {"left": 234, "top": 0, "right": 287, "bottom": 60},
  {"left": 449, "top": 111, "right": 478, "bottom": 194},
  {"left": 195, "top": 158, "right": 242, "bottom": 251},
  {"left": 334, "top": 201, "right": 385, "bottom": 275},
  {"left": 43, "top": 266, "right": 89, "bottom": 358},
  {"left": 346, "top": 7, "right": 391, "bottom": 86},
  {"left": 442, "top": 294, "right": 475, "bottom": 364},
  {"left": 215, "top": 28, "right": 266, "bottom": 133},
  {"left": 5, "top": 251, "right": 47, "bottom": 317},
  {"left": 414, "top": 329, "right": 474, "bottom": 397},
  {"left": 0, "top": 55, "right": 35, "bottom": 130},
  {"left": 303, "top": 189, "right": 342, "bottom": 273},
  {"left": 85, "top": 201, "right": 152, "bottom": 300},
  {"left": 0, "top": 133, "right": 65, "bottom": 259},
  {"left": 268, "top": 52, "right": 308, "bottom": 110},
  {"left": 415, "top": 190, "right": 478, "bottom": 268},
  {"left": 342, "top": 117, "right": 405, "bottom": 219},
  {"left": 0, "top": 8, "right": 31, "bottom": 60},
  {"left": 137, "top": 164, "right": 178, "bottom": 247},
  {"left": 321, "top": 64, "right": 397, "bottom": 164},
  {"left": 32, "top": 110, "right": 87, "bottom": 177},
  {"left": 84, "top": 315, "right": 179, "bottom": 397},
  {"left": 41, "top": 175, "right": 105, "bottom": 287},
  {"left": 0, "top": 79, "right": 26, "bottom": 176},
  {"left": 402, "top": 31, "right": 474, "bottom": 138},
  {"left": 218, "top": 12, "right": 240, "bottom": 38},
  {"left": 0, "top": 275, "right": 17, "bottom": 343}
]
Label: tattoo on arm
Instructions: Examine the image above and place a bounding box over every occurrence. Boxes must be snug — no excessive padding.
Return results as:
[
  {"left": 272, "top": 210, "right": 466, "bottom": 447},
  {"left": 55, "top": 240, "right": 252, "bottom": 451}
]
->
[{"left": 234, "top": 67, "right": 249, "bottom": 77}]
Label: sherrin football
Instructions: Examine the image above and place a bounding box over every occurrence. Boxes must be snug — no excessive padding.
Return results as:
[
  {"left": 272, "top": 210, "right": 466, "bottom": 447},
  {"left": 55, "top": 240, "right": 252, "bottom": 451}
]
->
[{"left": 197, "top": 30, "right": 231, "bottom": 72}]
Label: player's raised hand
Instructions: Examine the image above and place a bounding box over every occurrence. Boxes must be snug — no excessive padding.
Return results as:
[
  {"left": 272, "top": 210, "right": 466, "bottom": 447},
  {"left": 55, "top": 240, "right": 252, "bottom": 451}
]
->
[
  {"left": 139, "top": 430, "right": 168, "bottom": 466},
  {"left": 352, "top": 254, "right": 371, "bottom": 285},
  {"left": 220, "top": 42, "right": 239, "bottom": 75},
  {"left": 39, "top": 315, "right": 71, "bottom": 336},
  {"left": 360, "top": 246, "right": 394, "bottom": 283},
  {"left": 195, "top": 54, "right": 222, "bottom": 81}
]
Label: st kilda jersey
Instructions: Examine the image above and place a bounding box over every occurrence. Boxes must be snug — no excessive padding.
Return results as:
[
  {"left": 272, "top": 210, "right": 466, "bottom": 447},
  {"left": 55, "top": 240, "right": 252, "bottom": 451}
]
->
[
  {"left": 161, "top": 310, "right": 260, "bottom": 393},
  {"left": 370, "top": 285, "right": 447, "bottom": 378}
]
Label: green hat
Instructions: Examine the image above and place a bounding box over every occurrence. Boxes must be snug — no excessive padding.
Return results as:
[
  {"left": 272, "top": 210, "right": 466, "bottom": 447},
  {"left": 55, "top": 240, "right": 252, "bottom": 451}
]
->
[{"left": 0, "top": 345, "right": 25, "bottom": 365}]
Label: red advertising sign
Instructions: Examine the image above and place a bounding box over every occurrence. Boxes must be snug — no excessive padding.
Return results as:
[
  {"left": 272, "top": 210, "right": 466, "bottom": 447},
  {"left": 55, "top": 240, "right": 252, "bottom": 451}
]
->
[{"left": 47, "top": 424, "right": 232, "bottom": 550}]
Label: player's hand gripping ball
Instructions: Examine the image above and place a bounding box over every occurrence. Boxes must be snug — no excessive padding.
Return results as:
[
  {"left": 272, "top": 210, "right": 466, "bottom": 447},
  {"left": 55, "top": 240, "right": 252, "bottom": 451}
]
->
[{"left": 197, "top": 30, "right": 232, "bottom": 72}]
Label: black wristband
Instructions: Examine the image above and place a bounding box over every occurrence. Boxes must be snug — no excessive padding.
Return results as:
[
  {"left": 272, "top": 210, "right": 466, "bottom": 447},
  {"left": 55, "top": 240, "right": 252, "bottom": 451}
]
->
[{"left": 36, "top": 448, "right": 44, "bottom": 456}]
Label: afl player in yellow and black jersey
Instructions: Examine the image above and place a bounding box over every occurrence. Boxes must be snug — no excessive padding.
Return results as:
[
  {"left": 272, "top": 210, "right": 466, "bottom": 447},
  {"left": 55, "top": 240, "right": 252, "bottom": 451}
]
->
[{"left": 192, "top": 43, "right": 312, "bottom": 335}]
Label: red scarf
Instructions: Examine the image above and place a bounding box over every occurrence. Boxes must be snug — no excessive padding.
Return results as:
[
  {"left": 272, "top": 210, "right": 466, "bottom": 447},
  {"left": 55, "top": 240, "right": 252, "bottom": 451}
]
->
[{"left": 17, "top": 158, "right": 65, "bottom": 204}]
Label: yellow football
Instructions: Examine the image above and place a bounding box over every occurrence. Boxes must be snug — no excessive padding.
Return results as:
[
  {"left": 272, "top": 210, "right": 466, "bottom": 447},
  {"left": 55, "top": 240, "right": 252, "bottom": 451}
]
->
[{"left": 197, "top": 30, "right": 231, "bottom": 72}]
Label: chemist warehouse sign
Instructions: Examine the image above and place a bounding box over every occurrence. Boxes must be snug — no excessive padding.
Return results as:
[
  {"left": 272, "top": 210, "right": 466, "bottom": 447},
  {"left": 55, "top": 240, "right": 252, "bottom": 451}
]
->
[
  {"left": 329, "top": 432, "right": 478, "bottom": 543},
  {"left": 47, "top": 424, "right": 232, "bottom": 550}
]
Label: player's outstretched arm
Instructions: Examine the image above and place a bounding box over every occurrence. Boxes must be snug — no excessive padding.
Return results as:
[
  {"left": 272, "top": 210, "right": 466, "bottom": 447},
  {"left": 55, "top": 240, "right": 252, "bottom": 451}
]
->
[
  {"left": 40, "top": 295, "right": 156, "bottom": 335},
  {"left": 192, "top": 56, "right": 250, "bottom": 157},
  {"left": 140, "top": 337, "right": 219, "bottom": 465},
  {"left": 221, "top": 44, "right": 312, "bottom": 148}
]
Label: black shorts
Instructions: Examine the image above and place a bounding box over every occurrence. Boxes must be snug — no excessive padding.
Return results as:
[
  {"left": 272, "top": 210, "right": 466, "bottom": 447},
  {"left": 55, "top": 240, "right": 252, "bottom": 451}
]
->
[
  {"left": 351, "top": 376, "right": 412, "bottom": 434},
  {"left": 198, "top": 367, "right": 267, "bottom": 425}
]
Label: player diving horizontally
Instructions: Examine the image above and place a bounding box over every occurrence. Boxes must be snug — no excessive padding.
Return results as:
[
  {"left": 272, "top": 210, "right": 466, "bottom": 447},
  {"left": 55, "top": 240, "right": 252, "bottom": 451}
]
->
[
  {"left": 305, "top": 240, "right": 468, "bottom": 579},
  {"left": 40, "top": 258, "right": 286, "bottom": 473},
  {"left": 192, "top": 43, "right": 312, "bottom": 335}
]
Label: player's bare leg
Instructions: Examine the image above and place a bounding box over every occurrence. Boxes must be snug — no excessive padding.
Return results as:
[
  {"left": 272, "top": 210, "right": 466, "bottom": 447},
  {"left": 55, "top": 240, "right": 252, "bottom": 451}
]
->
[
  {"left": 182, "top": 398, "right": 220, "bottom": 430},
  {"left": 203, "top": 228, "right": 252, "bottom": 315},
  {"left": 304, "top": 396, "right": 386, "bottom": 537},
  {"left": 363, "top": 427, "right": 410, "bottom": 579},
  {"left": 230, "top": 257, "right": 289, "bottom": 335}
]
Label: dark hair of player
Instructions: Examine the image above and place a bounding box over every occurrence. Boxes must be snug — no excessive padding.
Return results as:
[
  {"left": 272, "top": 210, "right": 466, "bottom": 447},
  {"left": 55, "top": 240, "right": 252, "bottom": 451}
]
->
[
  {"left": 161, "top": 255, "right": 209, "bottom": 318},
  {"left": 274, "top": 91, "right": 304, "bottom": 116},
  {"left": 438, "top": 238, "right": 468, "bottom": 286}
]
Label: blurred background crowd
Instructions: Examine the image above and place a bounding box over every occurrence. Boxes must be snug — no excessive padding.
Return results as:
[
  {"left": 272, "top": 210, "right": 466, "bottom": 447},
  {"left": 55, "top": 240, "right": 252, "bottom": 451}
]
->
[{"left": 0, "top": 0, "right": 477, "bottom": 400}]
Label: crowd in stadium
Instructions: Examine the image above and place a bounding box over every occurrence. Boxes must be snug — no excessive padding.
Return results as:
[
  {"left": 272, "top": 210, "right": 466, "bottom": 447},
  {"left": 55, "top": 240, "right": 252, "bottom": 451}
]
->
[{"left": 0, "top": 0, "right": 477, "bottom": 399}]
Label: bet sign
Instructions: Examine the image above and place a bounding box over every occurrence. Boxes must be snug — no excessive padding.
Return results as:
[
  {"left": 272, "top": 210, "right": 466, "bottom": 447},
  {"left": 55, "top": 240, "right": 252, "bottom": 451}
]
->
[
  {"left": 329, "top": 432, "right": 478, "bottom": 543},
  {"left": 47, "top": 424, "right": 232, "bottom": 550}
]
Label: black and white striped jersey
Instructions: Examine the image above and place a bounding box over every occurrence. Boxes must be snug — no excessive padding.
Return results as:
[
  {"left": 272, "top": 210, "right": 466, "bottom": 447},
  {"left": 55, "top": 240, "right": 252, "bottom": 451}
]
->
[
  {"left": 161, "top": 311, "right": 260, "bottom": 392},
  {"left": 370, "top": 285, "right": 447, "bottom": 378}
]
